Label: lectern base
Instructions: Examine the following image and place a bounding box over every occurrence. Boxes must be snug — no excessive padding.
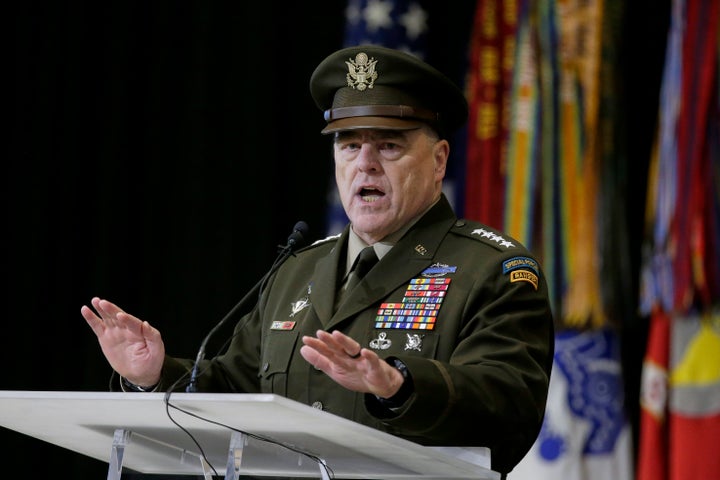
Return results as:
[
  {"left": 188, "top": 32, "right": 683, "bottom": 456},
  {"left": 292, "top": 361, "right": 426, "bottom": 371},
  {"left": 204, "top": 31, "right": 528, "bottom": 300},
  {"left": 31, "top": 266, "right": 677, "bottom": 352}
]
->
[
  {"left": 109, "top": 428, "right": 334, "bottom": 480},
  {"left": 108, "top": 429, "right": 215, "bottom": 480}
]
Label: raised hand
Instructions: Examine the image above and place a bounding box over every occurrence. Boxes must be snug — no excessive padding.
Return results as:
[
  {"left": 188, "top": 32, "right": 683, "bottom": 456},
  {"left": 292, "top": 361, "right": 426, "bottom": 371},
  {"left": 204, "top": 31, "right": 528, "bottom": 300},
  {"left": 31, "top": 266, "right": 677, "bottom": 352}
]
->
[
  {"left": 300, "top": 329, "right": 403, "bottom": 399},
  {"left": 81, "top": 297, "right": 164, "bottom": 388}
]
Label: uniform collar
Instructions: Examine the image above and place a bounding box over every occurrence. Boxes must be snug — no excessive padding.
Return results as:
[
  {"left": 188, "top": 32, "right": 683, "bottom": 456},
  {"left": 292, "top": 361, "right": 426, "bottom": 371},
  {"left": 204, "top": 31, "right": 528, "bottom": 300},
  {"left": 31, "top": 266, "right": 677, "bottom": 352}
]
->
[{"left": 345, "top": 196, "right": 442, "bottom": 276}]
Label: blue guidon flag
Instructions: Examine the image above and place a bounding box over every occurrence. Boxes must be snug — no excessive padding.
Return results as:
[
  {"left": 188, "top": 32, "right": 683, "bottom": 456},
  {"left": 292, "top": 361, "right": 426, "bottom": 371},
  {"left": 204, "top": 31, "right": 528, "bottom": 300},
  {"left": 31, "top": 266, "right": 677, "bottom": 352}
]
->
[{"left": 508, "top": 327, "right": 633, "bottom": 480}]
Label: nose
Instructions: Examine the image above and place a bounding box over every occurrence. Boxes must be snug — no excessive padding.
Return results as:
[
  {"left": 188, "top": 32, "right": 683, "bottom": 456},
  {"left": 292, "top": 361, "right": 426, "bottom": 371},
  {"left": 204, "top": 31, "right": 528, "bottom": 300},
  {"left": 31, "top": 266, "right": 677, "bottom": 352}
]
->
[{"left": 355, "top": 144, "right": 381, "bottom": 172}]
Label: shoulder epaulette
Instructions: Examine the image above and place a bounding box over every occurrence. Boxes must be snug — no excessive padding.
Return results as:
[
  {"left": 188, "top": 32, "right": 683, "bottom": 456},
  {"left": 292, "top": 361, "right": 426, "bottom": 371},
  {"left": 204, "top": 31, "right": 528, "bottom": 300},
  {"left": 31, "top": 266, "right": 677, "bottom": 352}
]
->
[
  {"left": 450, "top": 219, "right": 520, "bottom": 251},
  {"left": 293, "top": 233, "right": 340, "bottom": 255},
  {"left": 310, "top": 233, "right": 341, "bottom": 247}
]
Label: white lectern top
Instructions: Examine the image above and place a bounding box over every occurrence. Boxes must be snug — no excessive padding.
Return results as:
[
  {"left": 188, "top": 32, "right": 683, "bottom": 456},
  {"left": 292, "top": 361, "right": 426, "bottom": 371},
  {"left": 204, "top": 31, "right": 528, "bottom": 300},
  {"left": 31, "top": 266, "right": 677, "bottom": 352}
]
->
[{"left": 0, "top": 390, "right": 499, "bottom": 479}]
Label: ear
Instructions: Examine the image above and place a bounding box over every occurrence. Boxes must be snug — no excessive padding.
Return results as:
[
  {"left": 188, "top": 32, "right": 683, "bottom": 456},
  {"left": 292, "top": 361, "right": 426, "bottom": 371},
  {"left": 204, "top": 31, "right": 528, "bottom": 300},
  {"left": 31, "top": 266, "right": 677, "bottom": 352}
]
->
[{"left": 433, "top": 139, "right": 450, "bottom": 180}]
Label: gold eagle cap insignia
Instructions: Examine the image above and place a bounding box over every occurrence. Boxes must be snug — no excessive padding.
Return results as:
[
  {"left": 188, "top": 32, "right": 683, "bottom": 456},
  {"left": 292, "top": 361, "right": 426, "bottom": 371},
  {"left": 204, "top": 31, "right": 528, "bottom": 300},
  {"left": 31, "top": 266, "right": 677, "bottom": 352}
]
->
[{"left": 346, "top": 52, "right": 378, "bottom": 91}]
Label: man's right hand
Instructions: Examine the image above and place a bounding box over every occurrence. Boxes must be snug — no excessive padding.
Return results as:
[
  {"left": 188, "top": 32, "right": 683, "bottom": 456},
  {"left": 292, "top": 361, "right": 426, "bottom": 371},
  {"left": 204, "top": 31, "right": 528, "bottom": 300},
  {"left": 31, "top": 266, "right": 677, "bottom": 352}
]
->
[{"left": 81, "top": 297, "right": 164, "bottom": 388}]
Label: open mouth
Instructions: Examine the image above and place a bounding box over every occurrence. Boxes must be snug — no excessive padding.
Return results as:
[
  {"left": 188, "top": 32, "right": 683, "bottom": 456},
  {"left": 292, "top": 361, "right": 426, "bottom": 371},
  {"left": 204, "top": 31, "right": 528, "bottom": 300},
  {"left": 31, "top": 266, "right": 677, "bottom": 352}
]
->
[{"left": 359, "top": 187, "right": 384, "bottom": 202}]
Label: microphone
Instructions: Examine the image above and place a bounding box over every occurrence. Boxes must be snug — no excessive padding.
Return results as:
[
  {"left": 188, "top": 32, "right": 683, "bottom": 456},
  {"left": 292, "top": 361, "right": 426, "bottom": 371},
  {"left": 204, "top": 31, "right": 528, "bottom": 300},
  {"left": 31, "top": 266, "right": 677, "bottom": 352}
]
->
[
  {"left": 286, "top": 221, "right": 309, "bottom": 251},
  {"left": 185, "top": 220, "right": 310, "bottom": 393}
]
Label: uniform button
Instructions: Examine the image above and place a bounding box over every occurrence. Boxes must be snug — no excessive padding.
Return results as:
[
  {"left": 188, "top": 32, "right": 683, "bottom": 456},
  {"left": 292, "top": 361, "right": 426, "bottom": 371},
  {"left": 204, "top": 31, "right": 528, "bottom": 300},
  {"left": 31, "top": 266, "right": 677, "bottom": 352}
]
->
[
  {"left": 454, "top": 220, "right": 466, "bottom": 227},
  {"left": 262, "top": 362, "right": 269, "bottom": 372},
  {"left": 311, "top": 401, "right": 324, "bottom": 410}
]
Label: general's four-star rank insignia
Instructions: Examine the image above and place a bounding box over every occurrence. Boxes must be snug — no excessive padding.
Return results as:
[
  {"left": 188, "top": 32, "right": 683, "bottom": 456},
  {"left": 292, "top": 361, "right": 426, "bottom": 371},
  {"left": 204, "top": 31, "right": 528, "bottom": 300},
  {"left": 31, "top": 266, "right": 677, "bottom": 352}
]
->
[{"left": 471, "top": 227, "right": 515, "bottom": 248}]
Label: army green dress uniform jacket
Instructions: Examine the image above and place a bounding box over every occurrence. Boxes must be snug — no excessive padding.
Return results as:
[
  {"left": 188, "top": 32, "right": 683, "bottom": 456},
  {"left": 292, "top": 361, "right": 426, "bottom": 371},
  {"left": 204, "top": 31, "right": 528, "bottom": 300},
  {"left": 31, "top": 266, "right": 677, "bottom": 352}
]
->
[{"left": 161, "top": 195, "right": 554, "bottom": 475}]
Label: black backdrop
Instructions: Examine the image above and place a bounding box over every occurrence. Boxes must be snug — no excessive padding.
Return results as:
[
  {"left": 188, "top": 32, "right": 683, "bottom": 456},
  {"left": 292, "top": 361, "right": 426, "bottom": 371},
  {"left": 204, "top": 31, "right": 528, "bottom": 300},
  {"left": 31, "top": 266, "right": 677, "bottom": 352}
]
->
[{"left": 9, "top": 2, "right": 667, "bottom": 477}]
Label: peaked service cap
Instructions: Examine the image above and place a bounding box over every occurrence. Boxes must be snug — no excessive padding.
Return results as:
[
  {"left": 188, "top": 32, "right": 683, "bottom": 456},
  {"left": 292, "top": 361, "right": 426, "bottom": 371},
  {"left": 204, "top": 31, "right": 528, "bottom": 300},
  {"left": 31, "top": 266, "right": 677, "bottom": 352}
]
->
[{"left": 310, "top": 45, "right": 468, "bottom": 136}]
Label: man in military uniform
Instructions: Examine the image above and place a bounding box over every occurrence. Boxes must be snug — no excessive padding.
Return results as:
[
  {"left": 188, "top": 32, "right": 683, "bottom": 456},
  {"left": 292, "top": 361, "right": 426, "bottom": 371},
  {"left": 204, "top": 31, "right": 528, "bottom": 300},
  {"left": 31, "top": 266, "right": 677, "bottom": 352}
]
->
[{"left": 82, "top": 45, "right": 554, "bottom": 477}]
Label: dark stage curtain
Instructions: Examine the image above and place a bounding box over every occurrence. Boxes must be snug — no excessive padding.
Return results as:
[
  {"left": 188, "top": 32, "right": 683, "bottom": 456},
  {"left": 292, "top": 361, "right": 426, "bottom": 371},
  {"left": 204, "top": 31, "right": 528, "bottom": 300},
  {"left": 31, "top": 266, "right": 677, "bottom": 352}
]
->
[
  {"left": 10, "top": 2, "right": 344, "bottom": 477},
  {"left": 8, "top": 2, "right": 667, "bottom": 478}
]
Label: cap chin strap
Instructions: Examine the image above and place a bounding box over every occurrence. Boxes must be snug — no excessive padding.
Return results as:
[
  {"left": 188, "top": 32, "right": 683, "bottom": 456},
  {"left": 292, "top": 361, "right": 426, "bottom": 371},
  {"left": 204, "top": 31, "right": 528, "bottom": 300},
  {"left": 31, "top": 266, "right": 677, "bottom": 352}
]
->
[{"left": 324, "top": 104, "right": 440, "bottom": 123}]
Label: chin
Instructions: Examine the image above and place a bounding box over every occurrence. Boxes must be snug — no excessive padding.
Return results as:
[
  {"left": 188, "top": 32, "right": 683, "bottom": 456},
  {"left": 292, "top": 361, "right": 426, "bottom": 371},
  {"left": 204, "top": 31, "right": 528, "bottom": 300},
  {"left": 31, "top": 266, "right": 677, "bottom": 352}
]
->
[{"left": 350, "top": 217, "right": 390, "bottom": 239}]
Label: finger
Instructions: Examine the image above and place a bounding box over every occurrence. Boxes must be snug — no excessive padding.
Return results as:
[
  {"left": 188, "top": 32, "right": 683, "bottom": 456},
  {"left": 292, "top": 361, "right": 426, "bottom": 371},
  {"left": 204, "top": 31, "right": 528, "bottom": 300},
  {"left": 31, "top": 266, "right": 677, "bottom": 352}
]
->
[
  {"left": 90, "top": 297, "right": 120, "bottom": 327},
  {"left": 330, "top": 330, "right": 363, "bottom": 358},
  {"left": 99, "top": 299, "right": 145, "bottom": 331},
  {"left": 302, "top": 335, "right": 336, "bottom": 359},
  {"left": 97, "top": 298, "right": 124, "bottom": 318},
  {"left": 116, "top": 312, "right": 143, "bottom": 337},
  {"left": 299, "top": 344, "right": 331, "bottom": 372},
  {"left": 141, "top": 320, "right": 162, "bottom": 344},
  {"left": 314, "top": 331, "right": 357, "bottom": 362},
  {"left": 81, "top": 305, "right": 105, "bottom": 336}
]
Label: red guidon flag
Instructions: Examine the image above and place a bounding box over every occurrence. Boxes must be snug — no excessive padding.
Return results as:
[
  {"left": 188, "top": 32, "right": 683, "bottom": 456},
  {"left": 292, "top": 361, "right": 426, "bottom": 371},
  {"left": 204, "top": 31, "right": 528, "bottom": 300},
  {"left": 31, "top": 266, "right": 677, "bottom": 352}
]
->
[{"left": 637, "top": 309, "right": 670, "bottom": 480}]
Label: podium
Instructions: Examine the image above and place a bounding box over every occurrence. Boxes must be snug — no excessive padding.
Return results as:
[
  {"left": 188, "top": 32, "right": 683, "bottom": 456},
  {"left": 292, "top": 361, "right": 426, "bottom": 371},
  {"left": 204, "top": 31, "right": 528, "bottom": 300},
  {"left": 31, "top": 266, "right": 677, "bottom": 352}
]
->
[{"left": 0, "top": 391, "right": 500, "bottom": 479}]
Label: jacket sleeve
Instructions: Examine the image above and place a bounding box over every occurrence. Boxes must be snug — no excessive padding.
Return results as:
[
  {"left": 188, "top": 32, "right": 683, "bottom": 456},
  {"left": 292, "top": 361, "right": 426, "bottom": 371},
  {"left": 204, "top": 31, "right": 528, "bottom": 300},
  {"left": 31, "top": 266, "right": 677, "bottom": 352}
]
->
[
  {"left": 159, "top": 305, "right": 265, "bottom": 394},
  {"left": 366, "top": 246, "right": 554, "bottom": 475}
]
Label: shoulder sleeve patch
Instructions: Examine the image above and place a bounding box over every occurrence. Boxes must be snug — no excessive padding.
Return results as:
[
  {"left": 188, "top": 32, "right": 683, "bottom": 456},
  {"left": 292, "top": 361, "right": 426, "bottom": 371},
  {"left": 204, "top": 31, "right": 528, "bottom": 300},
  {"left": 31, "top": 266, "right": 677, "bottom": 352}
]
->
[
  {"left": 508, "top": 269, "right": 539, "bottom": 290},
  {"left": 503, "top": 256, "right": 539, "bottom": 275}
]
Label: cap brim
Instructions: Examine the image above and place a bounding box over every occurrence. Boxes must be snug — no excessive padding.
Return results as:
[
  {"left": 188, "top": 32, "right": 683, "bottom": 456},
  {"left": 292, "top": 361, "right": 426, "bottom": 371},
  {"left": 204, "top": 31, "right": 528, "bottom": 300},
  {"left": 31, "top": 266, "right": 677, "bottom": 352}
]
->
[{"left": 321, "top": 116, "right": 424, "bottom": 134}]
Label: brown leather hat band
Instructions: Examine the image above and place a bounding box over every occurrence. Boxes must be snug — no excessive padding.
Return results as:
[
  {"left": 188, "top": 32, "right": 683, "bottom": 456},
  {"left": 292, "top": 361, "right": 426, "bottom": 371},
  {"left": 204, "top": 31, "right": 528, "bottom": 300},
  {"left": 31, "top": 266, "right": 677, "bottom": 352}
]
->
[{"left": 324, "top": 104, "right": 440, "bottom": 123}]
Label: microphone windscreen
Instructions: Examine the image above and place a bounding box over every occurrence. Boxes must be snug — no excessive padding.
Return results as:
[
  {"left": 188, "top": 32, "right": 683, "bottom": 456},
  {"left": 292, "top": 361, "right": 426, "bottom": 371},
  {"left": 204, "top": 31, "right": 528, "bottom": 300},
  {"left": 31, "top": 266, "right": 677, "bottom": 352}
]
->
[{"left": 287, "top": 221, "right": 310, "bottom": 249}]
